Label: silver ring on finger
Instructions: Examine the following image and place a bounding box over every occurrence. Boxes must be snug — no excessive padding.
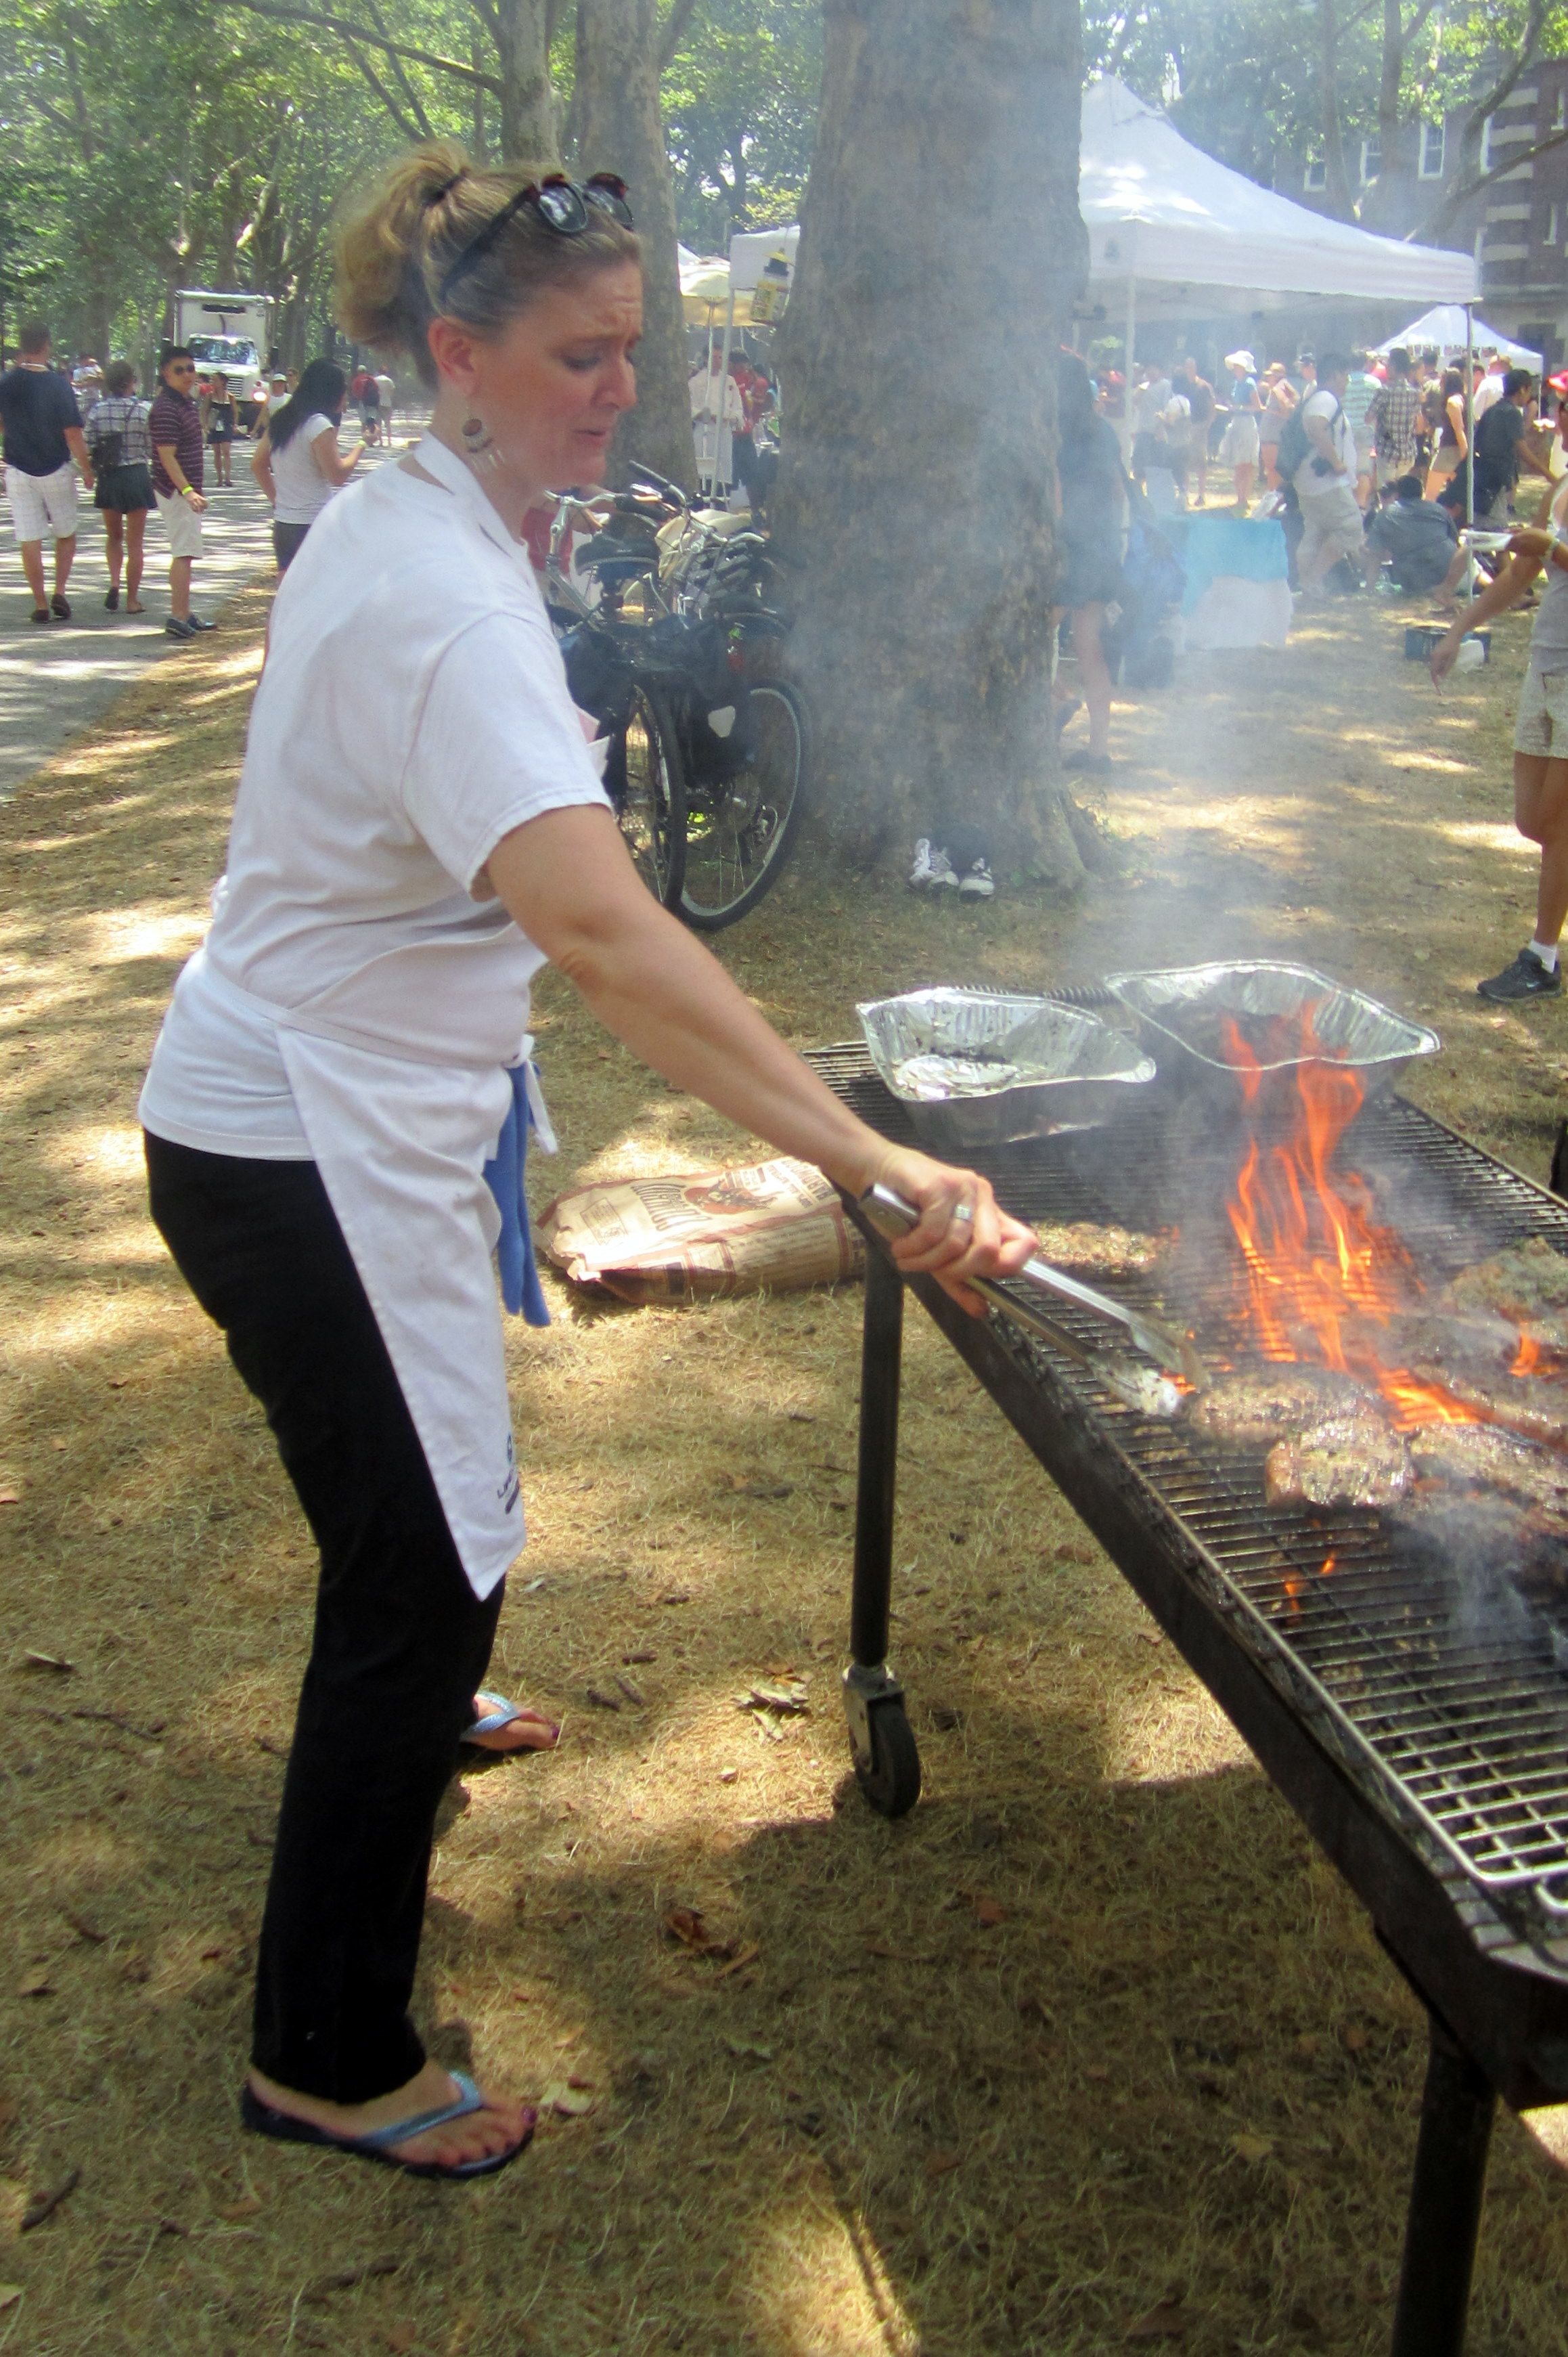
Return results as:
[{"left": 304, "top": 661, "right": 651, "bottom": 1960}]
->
[{"left": 951, "top": 1201, "right": 975, "bottom": 1224}]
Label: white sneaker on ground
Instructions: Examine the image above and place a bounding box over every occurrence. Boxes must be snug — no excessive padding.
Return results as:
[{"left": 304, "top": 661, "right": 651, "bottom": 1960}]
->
[
  {"left": 908, "top": 838, "right": 958, "bottom": 889},
  {"left": 959, "top": 860, "right": 995, "bottom": 900}
]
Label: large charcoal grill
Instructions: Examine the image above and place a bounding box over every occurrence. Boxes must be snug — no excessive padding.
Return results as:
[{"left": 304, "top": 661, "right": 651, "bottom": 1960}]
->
[{"left": 808, "top": 1040, "right": 1568, "bottom": 2357}]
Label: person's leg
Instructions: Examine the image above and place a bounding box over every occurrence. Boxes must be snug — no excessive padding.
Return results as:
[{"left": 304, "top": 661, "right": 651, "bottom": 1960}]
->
[
  {"left": 1071, "top": 602, "right": 1112, "bottom": 758},
  {"left": 51, "top": 531, "right": 75, "bottom": 598},
  {"left": 144, "top": 1137, "right": 531, "bottom": 2165},
  {"left": 125, "top": 509, "right": 146, "bottom": 607},
  {"left": 104, "top": 510, "right": 124, "bottom": 594},
  {"left": 1515, "top": 751, "right": 1568, "bottom": 949},
  {"left": 170, "top": 551, "right": 192, "bottom": 620},
  {"left": 16, "top": 537, "right": 47, "bottom": 612},
  {"left": 1233, "top": 460, "right": 1255, "bottom": 510}
]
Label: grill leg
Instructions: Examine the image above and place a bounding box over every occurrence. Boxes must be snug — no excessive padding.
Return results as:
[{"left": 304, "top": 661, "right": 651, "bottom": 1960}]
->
[
  {"left": 1390, "top": 2015, "right": 1496, "bottom": 2357},
  {"left": 850, "top": 1243, "right": 903, "bottom": 1669},
  {"left": 843, "top": 1246, "right": 919, "bottom": 1815}
]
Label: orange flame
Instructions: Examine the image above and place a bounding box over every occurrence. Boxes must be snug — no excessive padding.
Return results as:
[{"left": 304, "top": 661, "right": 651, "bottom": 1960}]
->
[
  {"left": 1219, "top": 1010, "right": 1481, "bottom": 1427},
  {"left": 1513, "top": 1331, "right": 1544, "bottom": 1380}
]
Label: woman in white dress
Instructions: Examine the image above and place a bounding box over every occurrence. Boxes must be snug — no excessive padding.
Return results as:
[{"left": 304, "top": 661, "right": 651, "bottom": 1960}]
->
[
  {"left": 250, "top": 358, "right": 362, "bottom": 570},
  {"left": 137, "top": 143, "right": 1035, "bottom": 2183}
]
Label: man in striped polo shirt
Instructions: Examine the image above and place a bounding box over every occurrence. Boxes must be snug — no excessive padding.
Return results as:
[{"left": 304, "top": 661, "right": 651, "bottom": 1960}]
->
[{"left": 149, "top": 345, "right": 214, "bottom": 642}]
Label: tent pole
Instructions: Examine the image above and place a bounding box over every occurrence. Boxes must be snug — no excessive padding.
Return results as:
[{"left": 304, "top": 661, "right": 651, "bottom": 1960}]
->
[
  {"left": 1121, "top": 274, "right": 1137, "bottom": 465},
  {"left": 713, "top": 273, "right": 738, "bottom": 504}
]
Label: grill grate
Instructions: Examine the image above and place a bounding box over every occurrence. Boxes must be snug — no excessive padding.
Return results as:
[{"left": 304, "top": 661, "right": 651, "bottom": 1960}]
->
[{"left": 809, "top": 1042, "right": 1568, "bottom": 1934}]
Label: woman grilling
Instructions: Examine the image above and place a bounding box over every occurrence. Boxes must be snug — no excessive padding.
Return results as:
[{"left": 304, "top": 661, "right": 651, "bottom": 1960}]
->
[{"left": 137, "top": 143, "right": 1036, "bottom": 2184}]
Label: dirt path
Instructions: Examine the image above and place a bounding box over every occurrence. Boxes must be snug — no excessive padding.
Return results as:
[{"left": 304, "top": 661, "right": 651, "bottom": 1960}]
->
[{"left": 1, "top": 589, "right": 1565, "bottom": 2356}]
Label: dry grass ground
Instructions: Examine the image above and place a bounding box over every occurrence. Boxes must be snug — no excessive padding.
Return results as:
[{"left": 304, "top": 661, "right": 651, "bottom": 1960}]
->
[{"left": 3, "top": 573, "right": 1568, "bottom": 2356}]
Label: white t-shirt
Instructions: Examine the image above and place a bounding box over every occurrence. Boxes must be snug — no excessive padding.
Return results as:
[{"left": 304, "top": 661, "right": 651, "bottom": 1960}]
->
[
  {"left": 139, "top": 439, "right": 612, "bottom": 1158},
  {"left": 375, "top": 372, "right": 395, "bottom": 410},
  {"left": 271, "top": 413, "right": 340, "bottom": 526},
  {"left": 1474, "top": 374, "right": 1505, "bottom": 420},
  {"left": 1294, "top": 386, "right": 1356, "bottom": 495}
]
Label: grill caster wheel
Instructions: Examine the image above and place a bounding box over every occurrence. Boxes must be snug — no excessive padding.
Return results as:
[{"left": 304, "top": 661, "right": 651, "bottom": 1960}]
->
[{"left": 855, "top": 1699, "right": 922, "bottom": 1818}]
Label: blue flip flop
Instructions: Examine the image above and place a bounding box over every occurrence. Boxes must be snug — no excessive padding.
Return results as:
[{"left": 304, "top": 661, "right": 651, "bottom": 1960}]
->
[
  {"left": 240, "top": 2072, "right": 536, "bottom": 2181},
  {"left": 460, "top": 1690, "right": 559, "bottom": 1748}
]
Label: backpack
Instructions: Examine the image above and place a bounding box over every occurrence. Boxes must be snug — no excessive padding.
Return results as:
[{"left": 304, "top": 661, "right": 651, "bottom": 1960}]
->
[{"left": 1276, "top": 393, "right": 1340, "bottom": 484}]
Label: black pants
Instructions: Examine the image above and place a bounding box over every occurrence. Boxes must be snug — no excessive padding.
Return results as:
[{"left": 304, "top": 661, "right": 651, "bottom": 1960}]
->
[
  {"left": 145, "top": 1133, "right": 504, "bottom": 2103},
  {"left": 273, "top": 520, "right": 311, "bottom": 572}
]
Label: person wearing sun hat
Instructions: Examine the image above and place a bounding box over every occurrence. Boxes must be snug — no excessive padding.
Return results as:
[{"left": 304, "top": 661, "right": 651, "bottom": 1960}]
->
[{"left": 1219, "top": 349, "right": 1261, "bottom": 510}]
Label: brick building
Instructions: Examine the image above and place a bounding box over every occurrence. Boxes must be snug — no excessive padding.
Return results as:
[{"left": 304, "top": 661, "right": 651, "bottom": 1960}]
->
[{"left": 1275, "top": 62, "right": 1568, "bottom": 372}]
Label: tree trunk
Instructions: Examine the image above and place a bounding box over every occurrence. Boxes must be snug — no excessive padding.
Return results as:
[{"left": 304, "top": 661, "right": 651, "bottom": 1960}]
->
[
  {"left": 771, "top": 0, "right": 1088, "bottom": 883},
  {"left": 493, "top": 0, "right": 558, "bottom": 160},
  {"left": 1317, "top": 0, "right": 1356, "bottom": 221},
  {"left": 574, "top": 0, "right": 695, "bottom": 487}
]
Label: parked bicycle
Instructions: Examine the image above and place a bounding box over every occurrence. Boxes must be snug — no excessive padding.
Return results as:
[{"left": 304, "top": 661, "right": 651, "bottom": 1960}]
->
[{"left": 543, "top": 468, "right": 809, "bottom": 930}]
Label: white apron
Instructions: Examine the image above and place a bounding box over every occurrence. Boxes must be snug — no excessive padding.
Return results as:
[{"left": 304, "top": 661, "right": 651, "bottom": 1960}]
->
[{"left": 194, "top": 436, "right": 569, "bottom": 1600}]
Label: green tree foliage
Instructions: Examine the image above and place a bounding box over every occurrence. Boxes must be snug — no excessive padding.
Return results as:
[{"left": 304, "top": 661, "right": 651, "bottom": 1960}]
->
[{"left": 660, "top": 0, "right": 820, "bottom": 248}]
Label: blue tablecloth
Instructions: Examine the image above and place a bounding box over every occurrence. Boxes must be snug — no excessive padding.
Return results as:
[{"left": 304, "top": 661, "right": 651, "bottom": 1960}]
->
[{"left": 1164, "top": 514, "right": 1289, "bottom": 616}]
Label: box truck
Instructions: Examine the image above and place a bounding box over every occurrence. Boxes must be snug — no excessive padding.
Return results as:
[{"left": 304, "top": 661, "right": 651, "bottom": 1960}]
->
[{"left": 173, "top": 290, "right": 276, "bottom": 426}]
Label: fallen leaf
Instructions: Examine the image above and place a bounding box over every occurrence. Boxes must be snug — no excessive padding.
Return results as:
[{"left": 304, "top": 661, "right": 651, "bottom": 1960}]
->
[
  {"left": 719, "top": 1767, "right": 738, "bottom": 1784},
  {"left": 63, "top": 1912, "right": 106, "bottom": 1945},
  {"left": 0, "top": 1491, "right": 18, "bottom": 1507},
  {"left": 566, "top": 2074, "right": 595, "bottom": 2092},
  {"left": 614, "top": 1675, "right": 644, "bottom": 1706},
  {"left": 735, "top": 1681, "right": 810, "bottom": 1714},
  {"left": 928, "top": 1704, "right": 963, "bottom": 1732},
  {"left": 715, "top": 1941, "right": 761, "bottom": 1979},
  {"left": 0, "top": 2288, "right": 21, "bottom": 2314},
  {"left": 1229, "top": 2133, "right": 1275, "bottom": 2163},
  {"left": 585, "top": 1686, "right": 622, "bottom": 1712},
  {"left": 661, "top": 1590, "right": 691, "bottom": 1606},
  {"left": 721, "top": 2036, "right": 773, "bottom": 2063},
  {"left": 21, "top": 1650, "right": 72, "bottom": 1673},
  {"left": 974, "top": 1896, "right": 1006, "bottom": 1928},
  {"left": 622, "top": 1650, "right": 656, "bottom": 1665},
  {"left": 1127, "top": 2297, "right": 1190, "bottom": 2339},
  {"left": 156, "top": 2217, "right": 188, "bottom": 2239},
  {"left": 1340, "top": 2024, "right": 1371, "bottom": 2052},
  {"left": 663, "top": 1906, "right": 731, "bottom": 1956},
  {"left": 386, "top": 2328, "right": 417, "bottom": 2354},
  {"left": 21, "top": 2165, "right": 80, "bottom": 2230},
  {"left": 217, "top": 2195, "right": 263, "bottom": 2220},
  {"left": 16, "top": 1969, "right": 51, "bottom": 1998},
  {"left": 924, "top": 2150, "right": 964, "bottom": 2181},
  {"left": 543, "top": 2083, "right": 596, "bottom": 2117}
]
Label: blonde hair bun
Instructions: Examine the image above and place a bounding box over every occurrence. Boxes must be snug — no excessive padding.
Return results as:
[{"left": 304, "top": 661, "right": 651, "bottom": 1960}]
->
[{"left": 334, "top": 141, "right": 638, "bottom": 384}]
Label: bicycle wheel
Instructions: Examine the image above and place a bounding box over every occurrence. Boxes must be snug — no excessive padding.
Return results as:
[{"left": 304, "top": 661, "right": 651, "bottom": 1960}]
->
[
  {"left": 613, "top": 684, "right": 686, "bottom": 908},
  {"left": 679, "top": 680, "right": 809, "bottom": 931}
]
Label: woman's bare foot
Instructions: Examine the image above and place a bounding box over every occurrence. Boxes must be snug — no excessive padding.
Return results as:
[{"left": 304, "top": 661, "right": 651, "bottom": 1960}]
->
[
  {"left": 248, "top": 2059, "right": 531, "bottom": 2170},
  {"left": 464, "top": 1696, "right": 559, "bottom": 1754}
]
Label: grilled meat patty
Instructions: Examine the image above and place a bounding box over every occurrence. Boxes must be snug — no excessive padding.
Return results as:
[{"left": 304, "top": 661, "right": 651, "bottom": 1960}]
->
[
  {"left": 1265, "top": 1414, "right": 1413, "bottom": 1510},
  {"left": 1408, "top": 1422, "right": 1568, "bottom": 1520},
  {"left": 1032, "top": 1220, "right": 1169, "bottom": 1279},
  {"left": 1445, "top": 1235, "right": 1568, "bottom": 1323},
  {"left": 1185, "top": 1367, "right": 1374, "bottom": 1449}
]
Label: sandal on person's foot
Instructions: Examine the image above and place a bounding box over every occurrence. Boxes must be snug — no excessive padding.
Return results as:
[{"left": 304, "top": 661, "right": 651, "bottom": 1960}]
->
[
  {"left": 240, "top": 2073, "right": 536, "bottom": 2182},
  {"left": 126, "top": 599, "right": 145, "bottom": 613},
  {"left": 29, "top": 608, "right": 49, "bottom": 625},
  {"left": 462, "top": 1690, "right": 560, "bottom": 1751},
  {"left": 104, "top": 585, "right": 120, "bottom": 611},
  {"left": 50, "top": 594, "right": 70, "bottom": 619}
]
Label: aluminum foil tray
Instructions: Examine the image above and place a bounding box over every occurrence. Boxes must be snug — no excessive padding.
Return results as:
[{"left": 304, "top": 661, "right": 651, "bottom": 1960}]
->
[
  {"left": 1103, "top": 961, "right": 1439, "bottom": 1099},
  {"left": 856, "top": 987, "right": 1156, "bottom": 1150}
]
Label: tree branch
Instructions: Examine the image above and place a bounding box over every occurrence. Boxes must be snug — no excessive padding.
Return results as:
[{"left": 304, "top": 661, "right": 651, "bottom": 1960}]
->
[
  {"left": 1408, "top": 120, "right": 1568, "bottom": 241},
  {"left": 341, "top": 32, "right": 424, "bottom": 139},
  {"left": 658, "top": 0, "right": 703, "bottom": 72},
  {"left": 215, "top": 0, "right": 502, "bottom": 91},
  {"left": 1456, "top": 0, "right": 1545, "bottom": 157},
  {"left": 361, "top": 0, "right": 434, "bottom": 136}
]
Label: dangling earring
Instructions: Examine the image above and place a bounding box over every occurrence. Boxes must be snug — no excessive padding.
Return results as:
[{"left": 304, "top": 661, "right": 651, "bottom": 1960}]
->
[{"left": 461, "top": 412, "right": 504, "bottom": 475}]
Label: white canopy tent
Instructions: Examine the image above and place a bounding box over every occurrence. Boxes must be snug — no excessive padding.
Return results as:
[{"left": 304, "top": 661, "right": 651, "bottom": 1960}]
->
[
  {"left": 1080, "top": 76, "right": 1477, "bottom": 389},
  {"left": 1371, "top": 306, "right": 1542, "bottom": 369}
]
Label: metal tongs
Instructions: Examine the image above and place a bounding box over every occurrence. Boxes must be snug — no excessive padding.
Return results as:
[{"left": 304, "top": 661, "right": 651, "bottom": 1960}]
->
[{"left": 858, "top": 1184, "right": 1208, "bottom": 1418}]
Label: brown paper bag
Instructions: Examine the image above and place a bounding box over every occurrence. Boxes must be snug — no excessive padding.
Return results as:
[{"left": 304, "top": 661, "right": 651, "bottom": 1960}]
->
[{"left": 537, "top": 1158, "right": 865, "bottom": 1304}]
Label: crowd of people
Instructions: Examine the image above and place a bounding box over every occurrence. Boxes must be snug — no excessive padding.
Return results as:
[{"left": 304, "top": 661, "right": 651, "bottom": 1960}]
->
[{"left": 0, "top": 324, "right": 383, "bottom": 633}]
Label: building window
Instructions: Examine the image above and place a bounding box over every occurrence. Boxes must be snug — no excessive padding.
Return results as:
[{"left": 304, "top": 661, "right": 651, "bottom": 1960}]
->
[
  {"left": 1360, "top": 137, "right": 1382, "bottom": 185},
  {"left": 1482, "top": 115, "right": 1496, "bottom": 172},
  {"left": 1303, "top": 159, "right": 1326, "bottom": 192},
  {"left": 1419, "top": 121, "right": 1446, "bottom": 178},
  {"left": 1557, "top": 86, "right": 1566, "bottom": 131},
  {"left": 1548, "top": 203, "right": 1561, "bottom": 246}
]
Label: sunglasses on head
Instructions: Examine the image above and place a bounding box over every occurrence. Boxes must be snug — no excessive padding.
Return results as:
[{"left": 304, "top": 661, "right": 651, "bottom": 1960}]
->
[{"left": 439, "top": 175, "right": 633, "bottom": 305}]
